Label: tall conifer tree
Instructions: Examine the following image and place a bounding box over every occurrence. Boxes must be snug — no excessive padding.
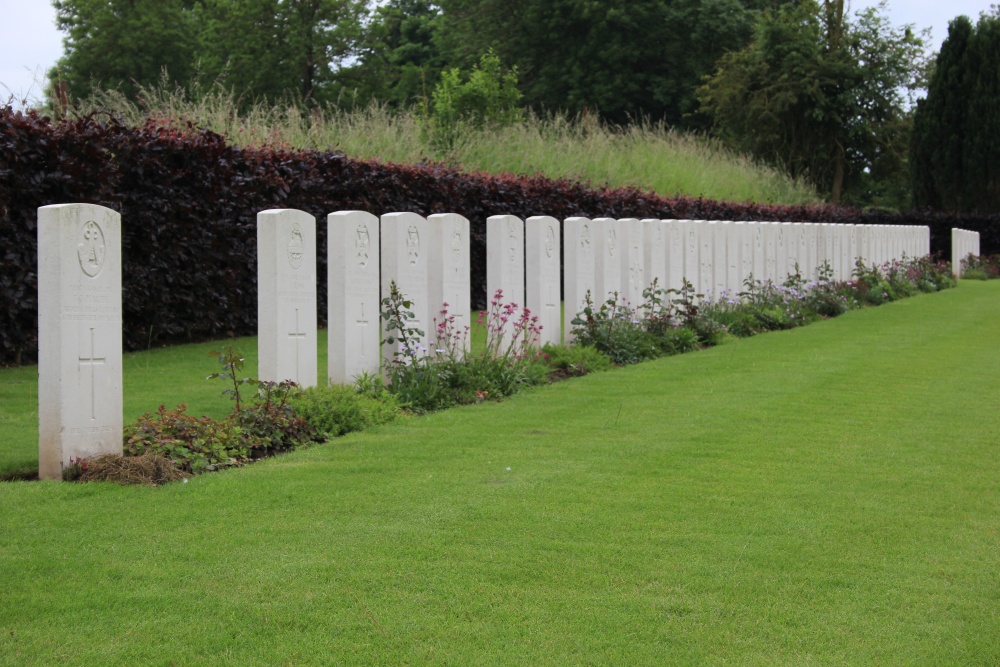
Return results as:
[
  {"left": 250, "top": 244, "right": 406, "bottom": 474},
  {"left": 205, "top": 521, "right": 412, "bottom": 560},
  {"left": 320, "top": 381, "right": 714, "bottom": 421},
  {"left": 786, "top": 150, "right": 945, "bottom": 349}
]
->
[{"left": 912, "top": 10, "right": 1000, "bottom": 212}]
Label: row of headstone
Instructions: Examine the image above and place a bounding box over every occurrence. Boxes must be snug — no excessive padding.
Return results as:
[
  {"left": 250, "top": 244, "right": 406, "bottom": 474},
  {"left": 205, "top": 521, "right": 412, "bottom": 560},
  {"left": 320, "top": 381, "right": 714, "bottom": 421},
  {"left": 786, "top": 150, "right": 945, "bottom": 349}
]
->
[
  {"left": 256, "top": 210, "right": 475, "bottom": 389},
  {"left": 36, "top": 203, "right": 930, "bottom": 480},
  {"left": 951, "top": 228, "right": 981, "bottom": 277},
  {"left": 561, "top": 218, "right": 929, "bottom": 342}
]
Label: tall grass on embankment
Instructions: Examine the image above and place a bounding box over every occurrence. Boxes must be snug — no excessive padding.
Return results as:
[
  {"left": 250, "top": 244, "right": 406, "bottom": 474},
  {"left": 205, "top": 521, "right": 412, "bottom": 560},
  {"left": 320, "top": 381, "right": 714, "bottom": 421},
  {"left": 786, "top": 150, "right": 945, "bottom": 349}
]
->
[{"left": 67, "top": 84, "right": 822, "bottom": 206}]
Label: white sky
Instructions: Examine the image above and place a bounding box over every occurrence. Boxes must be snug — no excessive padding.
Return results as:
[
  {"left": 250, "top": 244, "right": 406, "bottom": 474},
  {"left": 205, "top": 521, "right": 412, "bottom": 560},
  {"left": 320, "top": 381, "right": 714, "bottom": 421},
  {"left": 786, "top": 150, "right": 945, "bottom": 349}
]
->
[{"left": 1, "top": 0, "right": 997, "bottom": 108}]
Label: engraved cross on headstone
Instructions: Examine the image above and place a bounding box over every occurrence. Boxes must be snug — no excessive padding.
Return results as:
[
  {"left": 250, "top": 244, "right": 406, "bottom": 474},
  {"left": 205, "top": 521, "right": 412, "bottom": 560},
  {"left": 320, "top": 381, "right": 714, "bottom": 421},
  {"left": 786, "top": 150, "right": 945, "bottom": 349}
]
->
[
  {"left": 356, "top": 301, "right": 370, "bottom": 358},
  {"left": 78, "top": 327, "right": 105, "bottom": 420},
  {"left": 288, "top": 308, "right": 307, "bottom": 379}
]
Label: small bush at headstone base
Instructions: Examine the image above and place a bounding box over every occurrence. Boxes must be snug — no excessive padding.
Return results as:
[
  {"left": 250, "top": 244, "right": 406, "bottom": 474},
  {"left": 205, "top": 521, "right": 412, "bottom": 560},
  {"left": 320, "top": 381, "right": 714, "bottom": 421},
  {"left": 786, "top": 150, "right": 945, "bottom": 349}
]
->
[{"left": 289, "top": 385, "right": 399, "bottom": 440}]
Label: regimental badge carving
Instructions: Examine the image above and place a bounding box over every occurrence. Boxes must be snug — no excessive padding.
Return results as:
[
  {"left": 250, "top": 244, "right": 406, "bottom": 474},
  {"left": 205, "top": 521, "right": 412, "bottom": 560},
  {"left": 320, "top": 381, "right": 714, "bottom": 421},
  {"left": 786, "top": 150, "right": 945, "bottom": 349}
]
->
[
  {"left": 608, "top": 228, "right": 617, "bottom": 256},
  {"left": 406, "top": 225, "right": 420, "bottom": 265},
  {"left": 287, "top": 224, "right": 305, "bottom": 270},
  {"left": 507, "top": 219, "right": 519, "bottom": 263},
  {"left": 355, "top": 224, "right": 371, "bottom": 267},
  {"left": 581, "top": 224, "right": 591, "bottom": 249},
  {"left": 77, "top": 220, "right": 106, "bottom": 278},
  {"left": 451, "top": 228, "right": 462, "bottom": 257},
  {"left": 544, "top": 225, "right": 556, "bottom": 259}
]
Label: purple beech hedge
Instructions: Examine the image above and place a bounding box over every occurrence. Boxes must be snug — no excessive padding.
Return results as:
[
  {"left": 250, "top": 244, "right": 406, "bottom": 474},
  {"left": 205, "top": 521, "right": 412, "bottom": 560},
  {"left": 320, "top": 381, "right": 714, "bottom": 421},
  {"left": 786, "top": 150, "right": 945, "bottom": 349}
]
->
[{"left": 1, "top": 106, "right": 997, "bottom": 364}]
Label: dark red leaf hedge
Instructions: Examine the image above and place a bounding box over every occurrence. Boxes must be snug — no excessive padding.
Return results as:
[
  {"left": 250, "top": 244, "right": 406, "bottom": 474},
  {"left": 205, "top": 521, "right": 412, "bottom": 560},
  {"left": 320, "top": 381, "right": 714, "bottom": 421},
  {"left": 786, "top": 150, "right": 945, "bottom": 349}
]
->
[{"left": 1, "top": 106, "right": 997, "bottom": 364}]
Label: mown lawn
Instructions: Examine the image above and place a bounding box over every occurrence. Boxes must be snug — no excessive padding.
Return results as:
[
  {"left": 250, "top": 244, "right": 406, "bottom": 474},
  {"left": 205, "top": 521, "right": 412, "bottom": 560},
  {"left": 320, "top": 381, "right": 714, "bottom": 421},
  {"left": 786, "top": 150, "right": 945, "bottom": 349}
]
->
[{"left": 1, "top": 281, "right": 999, "bottom": 665}]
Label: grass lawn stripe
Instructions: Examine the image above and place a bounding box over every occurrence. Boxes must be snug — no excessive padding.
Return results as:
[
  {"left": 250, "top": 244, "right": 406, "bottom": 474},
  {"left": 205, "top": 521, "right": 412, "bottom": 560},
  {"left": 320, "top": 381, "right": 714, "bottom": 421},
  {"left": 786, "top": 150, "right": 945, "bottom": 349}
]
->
[{"left": 0, "top": 281, "right": 998, "bottom": 664}]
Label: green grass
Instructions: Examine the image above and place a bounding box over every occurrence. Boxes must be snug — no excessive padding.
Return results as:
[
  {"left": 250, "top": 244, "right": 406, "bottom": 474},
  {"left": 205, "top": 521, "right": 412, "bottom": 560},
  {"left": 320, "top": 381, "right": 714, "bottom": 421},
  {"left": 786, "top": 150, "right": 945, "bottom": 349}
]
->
[
  {"left": 70, "top": 85, "right": 822, "bottom": 205},
  {"left": 2, "top": 282, "right": 1000, "bottom": 664},
  {"left": 0, "top": 316, "right": 497, "bottom": 479}
]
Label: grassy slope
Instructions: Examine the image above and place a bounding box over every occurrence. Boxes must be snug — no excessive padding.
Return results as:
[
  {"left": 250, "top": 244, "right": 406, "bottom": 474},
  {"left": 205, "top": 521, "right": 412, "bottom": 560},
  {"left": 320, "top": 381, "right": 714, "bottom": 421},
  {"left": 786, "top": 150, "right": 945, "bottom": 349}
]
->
[
  {"left": 71, "top": 91, "right": 822, "bottom": 205},
  {"left": 1, "top": 282, "right": 999, "bottom": 664}
]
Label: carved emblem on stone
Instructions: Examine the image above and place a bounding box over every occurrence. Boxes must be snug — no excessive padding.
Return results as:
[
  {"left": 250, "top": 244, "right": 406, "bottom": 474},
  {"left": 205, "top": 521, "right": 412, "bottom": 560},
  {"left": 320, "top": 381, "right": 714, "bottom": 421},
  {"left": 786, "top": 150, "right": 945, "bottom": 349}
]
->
[
  {"left": 451, "top": 228, "right": 462, "bottom": 256},
  {"left": 406, "top": 225, "right": 420, "bottom": 265},
  {"left": 355, "top": 224, "right": 371, "bottom": 267},
  {"left": 507, "top": 219, "right": 519, "bottom": 263},
  {"left": 581, "top": 224, "right": 591, "bottom": 249},
  {"left": 544, "top": 225, "right": 556, "bottom": 259},
  {"left": 287, "top": 224, "right": 305, "bottom": 270},
  {"left": 608, "top": 228, "right": 617, "bottom": 256},
  {"left": 77, "top": 220, "right": 106, "bottom": 278}
]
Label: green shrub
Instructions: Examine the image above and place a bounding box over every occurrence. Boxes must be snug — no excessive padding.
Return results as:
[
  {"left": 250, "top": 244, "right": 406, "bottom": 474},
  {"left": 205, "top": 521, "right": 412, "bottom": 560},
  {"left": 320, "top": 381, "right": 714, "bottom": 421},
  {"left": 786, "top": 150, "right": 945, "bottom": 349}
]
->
[
  {"left": 428, "top": 49, "right": 523, "bottom": 150},
  {"left": 380, "top": 283, "right": 548, "bottom": 413},
  {"left": 570, "top": 291, "right": 661, "bottom": 365},
  {"left": 290, "top": 385, "right": 399, "bottom": 439},
  {"left": 961, "top": 253, "right": 1000, "bottom": 279},
  {"left": 656, "top": 327, "right": 701, "bottom": 356},
  {"left": 541, "top": 343, "right": 613, "bottom": 377},
  {"left": 124, "top": 347, "right": 316, "bottom": 475},
  {"left": 124, "top": 404, "right": 249, "bottom": 474}
]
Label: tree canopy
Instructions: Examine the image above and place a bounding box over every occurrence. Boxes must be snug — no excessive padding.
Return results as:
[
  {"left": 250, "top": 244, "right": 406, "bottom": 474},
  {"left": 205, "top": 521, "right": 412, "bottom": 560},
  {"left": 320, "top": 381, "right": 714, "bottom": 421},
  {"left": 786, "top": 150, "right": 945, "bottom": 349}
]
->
[
  {"left": 434, "top": 0, "right": 787, "bottom": 127},
  {"left": 911, "top": 9, "right": 1000, "bottom": 213},
  {"left": 50, "top": 0, "right": 366, "bottom": 107},
  {"left": 696, "top": 0, "right": 927, "bottom": 205},
  {"left": 49, "top": 0, "right": 796, "bottom": 126}
]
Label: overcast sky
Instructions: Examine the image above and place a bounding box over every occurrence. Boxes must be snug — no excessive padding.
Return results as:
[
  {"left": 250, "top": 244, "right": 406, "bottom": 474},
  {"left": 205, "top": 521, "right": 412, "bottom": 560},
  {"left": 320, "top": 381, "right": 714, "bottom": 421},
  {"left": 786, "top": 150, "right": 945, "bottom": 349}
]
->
[{"left": 1, "top": 0, "right": 997, "bottom": 107}]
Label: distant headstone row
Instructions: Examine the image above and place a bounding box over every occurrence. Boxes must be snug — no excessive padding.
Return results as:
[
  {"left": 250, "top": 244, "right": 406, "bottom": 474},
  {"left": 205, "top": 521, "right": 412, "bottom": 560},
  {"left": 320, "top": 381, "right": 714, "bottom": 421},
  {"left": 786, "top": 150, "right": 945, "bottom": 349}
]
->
[
  {"left": 951, "top": 229, "right": 981, "bottom": 278},
  {"left": 37, "top": 204, "right": 950, "bottom": 480},
  {"left": 562, "top": 218, "right": 931, "bottom": 341}
]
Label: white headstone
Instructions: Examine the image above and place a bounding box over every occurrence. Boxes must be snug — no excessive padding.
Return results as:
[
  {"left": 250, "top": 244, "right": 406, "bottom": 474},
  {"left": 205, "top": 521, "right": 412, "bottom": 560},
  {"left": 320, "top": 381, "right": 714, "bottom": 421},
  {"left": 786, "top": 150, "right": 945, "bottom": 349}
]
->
[
  {"left": 835, "top": 225, "right": 850, "bottom": 280},
  {"left": 593, "top": 217, "right": 621, "bottom": 303},
  {"left": 526, "top": 215, "right": 561, "bottom": 346},
  {"left": 643, "top": 219, "right": 667, "bottom": 293},
  {"left": 788, "top": 223, "right": 804, "bottom": 279},
  {"left": 428, "top": 213, "right": 471, "bottom": 356},
  {"left": 725, "top": 221, "right": 742, "bottom": 296},
  {"left": 815, "top": 224, "right": 830, "bottom": 277},
  {"left": 737, "top": 221, "right": 753, "bottom": 285},
  {"left": 803, "top": 224, "right": 818, "bottom": 279},
  {"left": 619, "top": 218, "right": 645, "bottom": 306},
  {"left": 381, "top": 212, "right": 430, "bottom": 369},
  {"left": 665, "top": 220, "right": 685, "bottom": 292},
  {"left": 712, "top": 221, "right": 728, "bottom": 298},
  {"left": 699, "top": 221, "right": 716, "bottom": 299},
  {"left": 776, "top": 223, "right": 790, "bottom": 282},
  {"left": 38, "top": 203, "right": 123, "bottom": 481},
  {"left": 328, "top": 211, "right": 380, "bottom": 385},
  {"left": 859, "top": 225, "right": 872, "bottom": 268},
  {"left": 761, "top": 222, "right": 777, "bottom": 283},
  {"left": 750, "top": 222, "right": 765, "bottom": 283},
  {"left": 258, "top": 209, "right": 317, "bottom": 388},
  {"left": 487, "top": 214, "right": 525, "bottom": 308},
  {"left": 679, "top": 220, "right": 700, "bottom": 293},
  {"left": 564, "top": 217, "right": 596, "bottom": 343}
]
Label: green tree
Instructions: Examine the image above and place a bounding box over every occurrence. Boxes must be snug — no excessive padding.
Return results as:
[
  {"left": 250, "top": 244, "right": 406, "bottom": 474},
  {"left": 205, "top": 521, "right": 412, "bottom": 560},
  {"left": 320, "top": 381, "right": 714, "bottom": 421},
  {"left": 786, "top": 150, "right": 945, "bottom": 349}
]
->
[
  {"left": 912, "top": 10, "right": 1000, "bottom": 213},
  {"left": 697, "top": 0, "right": 927, "bottom": 205},
  {"left": 427, "top": 49, "right": 522, "bottom": 149},
  {"left": 340, "top": 0, "right": 445, "bottom": 108},
  {"left": 49, "top": 0, "right": 198, "bottom": 100},
  {"left": 194, "top": 0, "right": 367, "bottom": 106},
  {"left": 435, "top": 0, "right": 784, "bottom": 127},
  {"left": 49, "top": 0, "right": 367, "bottom": 108}
]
